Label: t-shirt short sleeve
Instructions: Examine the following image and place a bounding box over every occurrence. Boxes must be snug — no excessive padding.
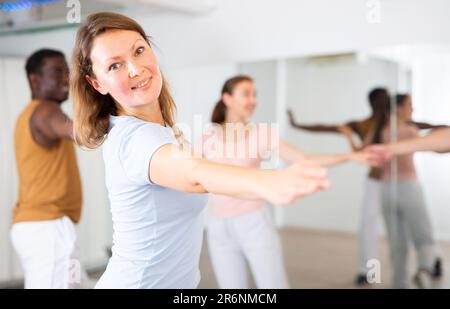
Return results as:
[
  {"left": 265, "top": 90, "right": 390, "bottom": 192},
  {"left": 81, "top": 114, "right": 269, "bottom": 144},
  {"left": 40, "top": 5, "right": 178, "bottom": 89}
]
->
[{"left": 119, "top": 123, "right": 176, "bottom": 185}]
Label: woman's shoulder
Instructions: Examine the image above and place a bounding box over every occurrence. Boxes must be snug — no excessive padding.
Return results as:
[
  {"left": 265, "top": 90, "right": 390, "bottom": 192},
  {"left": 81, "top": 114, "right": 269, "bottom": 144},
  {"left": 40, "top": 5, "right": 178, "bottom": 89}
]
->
[
  {"left": 403, "top": 123, "right": 420, "bottom": 136},
  {"left": 108, "top": 116, "right": 174, "bottom": 146},
  {"left": 111, "top": 115, "right": 159, "bottom": 127},
  {"left": 384, "top": 123, "right": 419, "bottom": 141},
  {"left": 112, "top": 115, "right": 167, "bottom": 132}
]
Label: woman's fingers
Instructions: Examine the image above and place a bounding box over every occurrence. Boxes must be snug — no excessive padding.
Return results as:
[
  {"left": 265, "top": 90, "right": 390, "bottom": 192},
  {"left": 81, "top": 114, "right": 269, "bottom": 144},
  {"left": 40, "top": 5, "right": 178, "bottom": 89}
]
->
[
  {"left": 261, "top": 160, "right": 331, "bottom": 206},
  {"left": 357, "top": 151, "right": 384, "bottom": 166},
  {"left": 274, "top": 163, "right": 330, "bottom": 205},
  {"left": 337, "top": 125, "right": 352, "bottom": 135},
  {"left": 289, "top": 160, "right": 328, "bottom": 179},
  {"left": 366, "top": 144, "right": 393, "bottom": 162}
]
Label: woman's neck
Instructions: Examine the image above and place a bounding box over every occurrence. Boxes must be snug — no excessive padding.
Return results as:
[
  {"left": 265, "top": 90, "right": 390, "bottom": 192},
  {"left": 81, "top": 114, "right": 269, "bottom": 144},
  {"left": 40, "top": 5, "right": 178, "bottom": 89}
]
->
[
  {"left": 117, "top": 101, "right": 165, "bottom": 126},
  {"left": 220, "top": 116, "right": 250, "bottom": 142},
  {"left": 225, "top": 110, "right": 247, "bottom": 125},
  {"left": 396, "top": 116, "right": 409, "bottom": 126}
]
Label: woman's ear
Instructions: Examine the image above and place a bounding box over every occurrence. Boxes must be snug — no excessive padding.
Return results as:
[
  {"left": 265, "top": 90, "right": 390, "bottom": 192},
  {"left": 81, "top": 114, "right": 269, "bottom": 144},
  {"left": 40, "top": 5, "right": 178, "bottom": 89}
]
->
[
  {"left": 222, "top": 93, "right": 232, "bottom": 107},
  {"left": 85, "top": 75, "right": 108, "bottom": 95}
]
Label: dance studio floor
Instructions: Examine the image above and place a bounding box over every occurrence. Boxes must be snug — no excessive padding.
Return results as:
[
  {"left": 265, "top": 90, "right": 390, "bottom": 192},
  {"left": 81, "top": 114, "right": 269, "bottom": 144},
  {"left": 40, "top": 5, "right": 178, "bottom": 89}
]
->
[
  {"left": 197, "top": 228, "right": 450, "bottom": 289},
  {"left": 2, "top": 228, "right": 450, "bottom": 289}
]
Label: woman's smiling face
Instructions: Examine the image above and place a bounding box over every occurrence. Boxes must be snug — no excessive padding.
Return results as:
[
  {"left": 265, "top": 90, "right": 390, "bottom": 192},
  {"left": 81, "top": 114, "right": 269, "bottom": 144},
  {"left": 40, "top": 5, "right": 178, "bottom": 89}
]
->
[{"left": 88, "top": 30, "right": 163, "bottom": 110}]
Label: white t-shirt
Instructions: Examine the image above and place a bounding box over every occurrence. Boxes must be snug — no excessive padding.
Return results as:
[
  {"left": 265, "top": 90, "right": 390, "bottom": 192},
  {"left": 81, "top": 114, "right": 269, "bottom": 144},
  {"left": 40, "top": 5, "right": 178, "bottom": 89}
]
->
[{"left": 96, "top": 115, "right": 207, "bottom": 289}]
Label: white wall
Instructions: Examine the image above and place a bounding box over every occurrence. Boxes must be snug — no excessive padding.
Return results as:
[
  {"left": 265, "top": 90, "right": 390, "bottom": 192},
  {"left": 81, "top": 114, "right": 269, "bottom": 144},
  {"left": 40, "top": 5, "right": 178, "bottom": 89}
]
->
[
  {"left": 121, "top": 0, "right": 450, "bottom": 67},
  {"left": 0, "top": 57, "right": 30, "bottom": 282},
  {"left": 239, "top": 61, "right": 278, "bottom": 124},
  {"left": 412, "top": 54, "right": 450, "bottom": 240},
  {"left": 165, "top": 63, "right": 238, "bottom": 140}
]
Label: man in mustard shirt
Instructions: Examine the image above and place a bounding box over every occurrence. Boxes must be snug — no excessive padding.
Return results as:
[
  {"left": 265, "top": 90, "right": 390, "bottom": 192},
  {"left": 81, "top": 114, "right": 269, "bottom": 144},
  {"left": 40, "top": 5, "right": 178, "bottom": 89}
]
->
[{"left": 11, "top": 49, "right": 92, "bottom": 288}]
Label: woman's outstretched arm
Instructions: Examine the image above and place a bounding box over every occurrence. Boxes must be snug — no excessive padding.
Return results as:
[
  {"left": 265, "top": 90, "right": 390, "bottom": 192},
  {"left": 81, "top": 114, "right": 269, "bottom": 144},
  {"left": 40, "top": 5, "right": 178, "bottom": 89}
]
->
[
  {"left": 411, "top": 121, "right": 450, "bottom": 130},
  {"left": 287, "top": 110, "right": 364, "bottom": 153},
  {"left": 367, "top": 128, "right": 450, "bottom": 158},
  {"left": 278, "top": 139, "right": 381, "bottom": 167},
  {"left": 150, "top": 144, "right": 330, "bottom": 205},
  {"left": 287, "top": 110, "right": 340, "bottom": 133}
]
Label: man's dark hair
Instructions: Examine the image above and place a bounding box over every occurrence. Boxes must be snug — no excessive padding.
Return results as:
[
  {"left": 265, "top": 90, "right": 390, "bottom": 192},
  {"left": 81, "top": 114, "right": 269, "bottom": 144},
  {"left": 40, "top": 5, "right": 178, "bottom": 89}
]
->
[
  {"left": 368, "top": 87, "right": 390, "bottom": 113},
  {"left": 25, "top": 48, "right": 65, "bottom": 78}
]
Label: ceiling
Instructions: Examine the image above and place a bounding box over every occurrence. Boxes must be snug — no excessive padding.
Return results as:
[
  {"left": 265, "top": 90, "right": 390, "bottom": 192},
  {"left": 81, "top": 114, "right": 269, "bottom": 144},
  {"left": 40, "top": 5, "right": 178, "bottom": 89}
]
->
[{"left": 0, "top": 0, "right": 220, "bottom": 35}]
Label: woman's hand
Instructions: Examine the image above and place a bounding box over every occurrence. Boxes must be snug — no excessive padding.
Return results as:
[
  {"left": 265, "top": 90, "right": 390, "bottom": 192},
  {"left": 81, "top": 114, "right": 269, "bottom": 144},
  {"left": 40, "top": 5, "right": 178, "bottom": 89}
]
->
[
  {"left": 287, "top": 109, "right": 296, "bottom": 126},
  {"left": 337, "top": 125, "right": 354, "bottom": 137},
  {"left": 366, "top": 144, "right": 394, "bottom": 162},
  {"left": 257, "top": 160, "right": 330, "bottom": 206},
  {"left": 337, "top": 125, "right": 361, "bottom": 151},
  {"left": 348, "top": 150, "right": 384, "bottom": 167}
]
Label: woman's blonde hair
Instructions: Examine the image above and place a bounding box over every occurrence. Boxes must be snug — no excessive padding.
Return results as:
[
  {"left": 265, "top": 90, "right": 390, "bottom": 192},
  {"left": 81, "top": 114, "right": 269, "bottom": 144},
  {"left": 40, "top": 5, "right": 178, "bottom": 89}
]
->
[{"left": 71, "top": 12, "right": 180, "bottom": 149}]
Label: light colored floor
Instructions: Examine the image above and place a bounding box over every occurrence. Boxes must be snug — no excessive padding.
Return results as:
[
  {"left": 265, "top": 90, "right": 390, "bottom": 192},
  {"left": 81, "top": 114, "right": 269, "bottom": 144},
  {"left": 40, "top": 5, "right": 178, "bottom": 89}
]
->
[
  {"left": 197, "top": 227, "right": 450, "bottom": 289},
  {"left": 6, "top": 227, "right": 448, "bottom": 289}
]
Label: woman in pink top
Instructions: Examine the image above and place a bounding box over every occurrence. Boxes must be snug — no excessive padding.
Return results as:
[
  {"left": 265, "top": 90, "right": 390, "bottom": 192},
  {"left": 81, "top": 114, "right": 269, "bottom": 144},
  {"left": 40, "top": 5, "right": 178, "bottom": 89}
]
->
[
  {"left": 380, "top": 94, "right": 444, "bottom": 289},
  {"left": 201, "top": 75, "right": 379, "bottom": 288}
]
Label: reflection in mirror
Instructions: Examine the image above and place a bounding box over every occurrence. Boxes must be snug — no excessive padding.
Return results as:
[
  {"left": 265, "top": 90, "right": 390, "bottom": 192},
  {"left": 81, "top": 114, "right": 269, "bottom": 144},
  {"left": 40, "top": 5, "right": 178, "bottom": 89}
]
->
[
  {"left": 226, "top": 46, "right": 450, "bottom": 288},
  {"left": 369, "top": 45, "right": 450, "bottom": 289},
  {"left": 282, "top": 52, "right": 400, "bottom": 288}
]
